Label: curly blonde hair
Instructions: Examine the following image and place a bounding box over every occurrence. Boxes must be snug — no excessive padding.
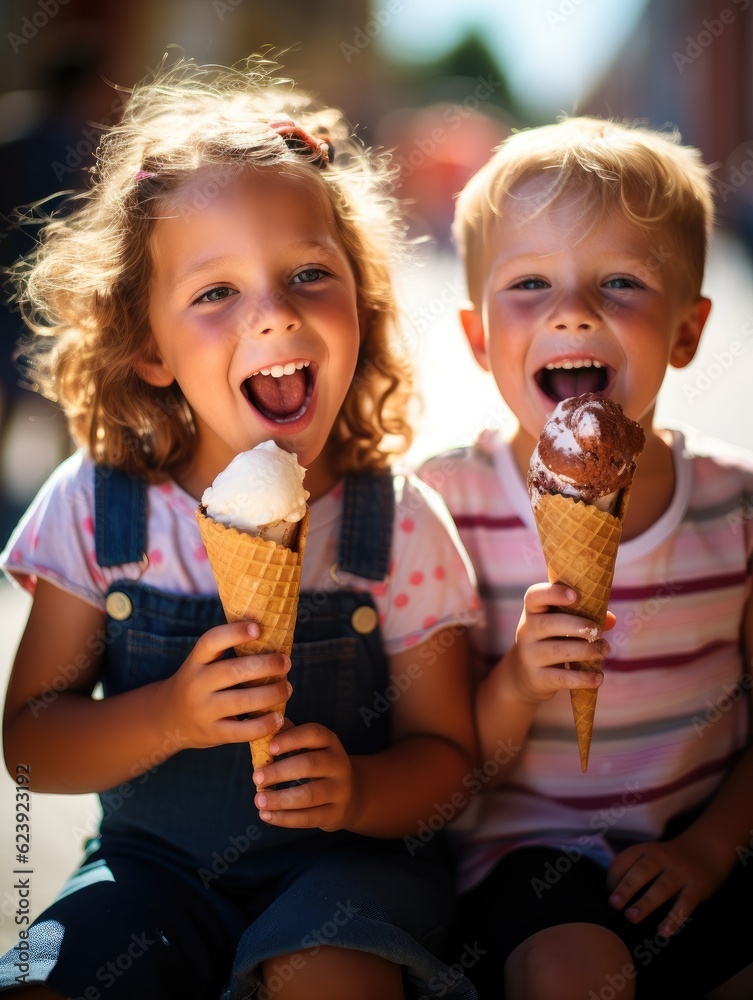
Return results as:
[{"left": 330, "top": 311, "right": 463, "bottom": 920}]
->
[
  {"left": 10, "top": 55, "right": 413, "bottom": 479},
  {"left": 454, "top": 115, "right": 715, "bottom": 308}
]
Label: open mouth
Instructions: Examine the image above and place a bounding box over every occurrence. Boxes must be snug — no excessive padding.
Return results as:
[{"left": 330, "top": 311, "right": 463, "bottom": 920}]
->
[
  {"left": 535, "top": 359, "right": 612, "bottom": 404},
  {"left": 242, "top": 360, "right": 316, "bottom": 423}
]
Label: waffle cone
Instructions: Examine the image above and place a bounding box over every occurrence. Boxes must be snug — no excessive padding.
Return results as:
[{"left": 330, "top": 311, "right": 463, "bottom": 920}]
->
[
  {"left": 196, "top": 506, "right": 309, "bottom": 771},
  {"left": 532, "top": 487, "right": 631, "bottom": 771}
]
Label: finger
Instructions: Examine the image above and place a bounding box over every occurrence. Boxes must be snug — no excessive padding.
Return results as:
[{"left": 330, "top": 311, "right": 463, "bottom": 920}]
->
[
  {"left": 621, "top": 871, "right": 679, "bottom": 924},
  {"left": 533, "top": 637, "right": 610, "bottom": 668},
  {"left": 258, "top": 803, "right": 336, "bottom": 829},
  {"left": 657, "top": 899, "right": 695, "bottom": 939},
  {"left": 255, "top": 777, "right": 337, "bottom": 814},
  {"left": 215, "top": 678, "right": 292, "bottom": 720},
  {"left": 266, "top": 723, "right": 335, "bottom": 757},
  {"left": 204, "top": 652, "right": 291, "bottom": 692},
  {"left": 191, "top": 620, "right": 261, "bottom": 664},
  {"left": 608, "top": 852, "right": 658, "bottom": 911},
  {"left": 253, "top": 747, "right": 332, "bottom": 789},
  {"left": 539, "top": 664, "right": 604, "bottom": 691},
  {"left": 215, "top": 709, "right": 285, "bottom": 746},
  {"left": 524, "top": 582, "right": 578, "bottom": 613},
  {"left": 531, "top": 611, "right": 607, "bottom": 644}
]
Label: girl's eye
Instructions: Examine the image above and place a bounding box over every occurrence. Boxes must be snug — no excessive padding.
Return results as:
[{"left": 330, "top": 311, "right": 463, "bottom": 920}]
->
[
  {"left": 513, "top": 277, "right": 549, "bottom": 290},
  {"left": 194, "top": 286, "right": 237, "bottom": 304},
  {"left": 291, "top": 267, "right": 328, "bottom": 284},
  {"left": 604, "top": 277, "right": 642, "bottom": 290}
]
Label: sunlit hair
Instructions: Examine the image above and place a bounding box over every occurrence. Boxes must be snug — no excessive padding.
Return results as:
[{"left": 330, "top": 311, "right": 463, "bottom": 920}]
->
[
  {"left": 10, "top": 55, "right": 413, "bottom": 479},
  {"left": 453, "top": 115, "right": 715, "bottom": 307}
]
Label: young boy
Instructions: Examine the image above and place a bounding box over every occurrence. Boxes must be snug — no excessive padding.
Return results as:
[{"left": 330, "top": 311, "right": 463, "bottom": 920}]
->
[{"left": 420, "top": 117, "right": 753, "bottom": 1000}]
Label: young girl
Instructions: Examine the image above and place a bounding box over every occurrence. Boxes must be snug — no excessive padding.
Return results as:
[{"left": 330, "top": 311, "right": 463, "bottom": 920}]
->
[{"left": 0, "top": 58, "right": 479, "bottom": 1000}]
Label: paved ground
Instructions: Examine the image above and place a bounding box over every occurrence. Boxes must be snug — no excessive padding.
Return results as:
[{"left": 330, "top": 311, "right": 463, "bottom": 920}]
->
[{"left": 1, "top": 234, "right": 752, "bottom": 956}]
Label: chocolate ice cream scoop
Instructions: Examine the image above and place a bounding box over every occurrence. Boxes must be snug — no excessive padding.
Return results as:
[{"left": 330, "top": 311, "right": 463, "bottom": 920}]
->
[{"left": 528, "top": 393, "right": 645, "bottom": 507}]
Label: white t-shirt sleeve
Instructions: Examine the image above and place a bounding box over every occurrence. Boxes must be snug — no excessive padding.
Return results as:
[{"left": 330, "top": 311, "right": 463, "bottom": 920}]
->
[
  {"left": 0, "top": 452, "right": 143, "bottom": 611},
  {"left": 339, "top": 474, "right": 481, "bottom": 656}
]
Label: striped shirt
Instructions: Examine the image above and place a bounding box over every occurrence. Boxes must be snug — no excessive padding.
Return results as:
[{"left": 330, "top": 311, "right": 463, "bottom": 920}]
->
[{"left": 420, "top": 427, "right": 753, "bottom": 892}]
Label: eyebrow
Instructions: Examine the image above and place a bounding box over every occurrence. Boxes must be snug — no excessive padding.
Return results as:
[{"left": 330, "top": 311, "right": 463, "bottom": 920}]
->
[
  {"left": 491, "top": 250, "right": 654, "bottom": 272},
  {"left": 168, "top": 240, "right": 344, "bottom": 292}
]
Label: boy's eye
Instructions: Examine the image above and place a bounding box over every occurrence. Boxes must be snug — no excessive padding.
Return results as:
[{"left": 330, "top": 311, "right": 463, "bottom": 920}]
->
[
  {"left": 604, "top": 277, "right": 642, "bottom": 290},
  {"left": 291, "top": 267, "right": 328, "bottom": 284},
  {"left": 194, "top": 286, "right": 237, "bottom": 304},
  {"left": 513, "top": 277, "right": 550, "bottom": 290}
]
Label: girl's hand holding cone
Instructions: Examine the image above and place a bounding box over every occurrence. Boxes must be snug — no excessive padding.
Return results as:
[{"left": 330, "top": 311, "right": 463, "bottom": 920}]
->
[{"left": 157, "top": 620, "right": 293, "bottom": 750}]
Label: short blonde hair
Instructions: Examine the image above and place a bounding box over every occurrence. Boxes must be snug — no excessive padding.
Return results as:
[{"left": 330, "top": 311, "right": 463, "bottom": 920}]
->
[
  {"left": 454, "top": 115, "right": 715, "bottom": 307},
  {"left": 11, "top": 56, "right": 412, "bottom": 479}
]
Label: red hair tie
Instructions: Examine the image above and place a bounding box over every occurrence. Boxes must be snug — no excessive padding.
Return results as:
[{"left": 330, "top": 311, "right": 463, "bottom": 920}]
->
[{"left": 269, "top": 119, "right": 333, "bottom": 167}]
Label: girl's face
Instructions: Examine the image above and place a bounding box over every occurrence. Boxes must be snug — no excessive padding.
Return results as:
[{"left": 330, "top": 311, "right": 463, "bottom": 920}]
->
[{"left": 143, "top": 168, "right": 361, "bottom": 498}]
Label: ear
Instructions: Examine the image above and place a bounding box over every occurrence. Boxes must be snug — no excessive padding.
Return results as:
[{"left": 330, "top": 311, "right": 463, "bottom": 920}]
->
[
  {"left": 460, "top": 307, "right": 490, "bottom": 371},
  {"left": 135, "top": 350, "right": 175, "bottom": 388},
  {"left": 669, "top": 296, "right": 711, "bottom": 369}
]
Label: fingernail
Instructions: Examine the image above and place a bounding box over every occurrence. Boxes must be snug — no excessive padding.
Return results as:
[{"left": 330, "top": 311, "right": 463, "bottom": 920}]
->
[
  {"left": 282, "top": 655, "right": 291, "bottom": 671},
  {"left": 256, "top": 793, "right": 267, "bottom": 807},
  {"left": 566, "top": 588, "right": 577, "bottom": 602},
  {"left": 253, "top": 770, "right": 264, "bottom": 785},
  {"left": 269, "top": 741, "right": 280, "bottom": 754},
  {"left": 273, "top": 713, "right": 284, "bottom": 729},
  {"left": 246, "top": 622, "right": 260, "bottom": 637},
  {"left": 286, "top": 682, "right": 293, "bottom": 698}
]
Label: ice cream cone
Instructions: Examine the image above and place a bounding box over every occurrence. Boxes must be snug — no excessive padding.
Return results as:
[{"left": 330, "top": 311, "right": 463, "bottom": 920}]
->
[
  {"left": 531, "top": 487, "right": 631, "bottom": 771},
  {"left": 196, "top": 506, "right": 309, "bottom": 771}
]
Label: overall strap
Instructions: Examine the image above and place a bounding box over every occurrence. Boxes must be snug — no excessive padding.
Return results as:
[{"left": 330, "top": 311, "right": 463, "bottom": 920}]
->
[
  {"left": 337, "top": 472, "right": 394, "bottom": 581},
  {"left": 94, "top": 465, "right": 148, "bottom": 567}
]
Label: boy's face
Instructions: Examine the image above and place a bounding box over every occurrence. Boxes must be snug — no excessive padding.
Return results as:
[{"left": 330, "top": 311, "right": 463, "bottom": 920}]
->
[{"left": 461, "top": 180, "right": 710, "bottom": 451}]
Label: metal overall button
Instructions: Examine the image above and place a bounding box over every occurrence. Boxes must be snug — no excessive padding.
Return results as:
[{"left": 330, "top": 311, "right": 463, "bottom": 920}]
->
[
  {"left": 351, "top": 605, "right": 378, "bottom": 635},
  {"left": 105, "top": 591, "right": 133, "bottom": 621}
]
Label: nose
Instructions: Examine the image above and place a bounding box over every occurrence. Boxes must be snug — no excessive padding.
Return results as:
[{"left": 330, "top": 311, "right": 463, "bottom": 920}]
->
[
  {"left": 247, "top": 288, "right": 301, "bottom": 338},
  {"left": 548, "top": 290, "right": 602, "bottom": 334}
]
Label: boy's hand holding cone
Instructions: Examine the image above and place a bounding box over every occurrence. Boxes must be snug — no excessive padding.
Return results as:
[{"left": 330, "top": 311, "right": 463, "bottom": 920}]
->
[
  {"left": 527, "top": 393, "right": 644, "bottom": 771},
  {"left": 196, "top": 442, "right": 309, "bottom": 773}
]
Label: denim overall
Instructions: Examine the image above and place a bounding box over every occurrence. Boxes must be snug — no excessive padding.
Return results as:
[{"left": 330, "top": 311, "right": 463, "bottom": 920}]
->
[{"left": 0, "top": 467, "right": 477, "bottom": 1000}]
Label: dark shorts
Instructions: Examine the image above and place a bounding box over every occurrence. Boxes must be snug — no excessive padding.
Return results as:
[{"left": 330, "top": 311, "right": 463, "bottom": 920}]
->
[
  {"left": 0, "top": 835, "right": 476, "bottom": 1000},
  {"left": 454, "top": 845, "right": 753, "bottom": 1000}
]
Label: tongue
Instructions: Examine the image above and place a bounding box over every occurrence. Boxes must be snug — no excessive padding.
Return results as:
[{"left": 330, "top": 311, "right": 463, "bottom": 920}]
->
[
  {"left": 547, "top": 367, "right": 605, "bottom": 401},
  {"left": 246, "top": 370, "right": 306, "bottom": 418}
]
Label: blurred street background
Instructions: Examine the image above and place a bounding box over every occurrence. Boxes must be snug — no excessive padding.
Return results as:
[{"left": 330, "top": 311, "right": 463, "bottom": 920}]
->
[{"left": 1, "top": 0, "right": 753, "bottom": 953}]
